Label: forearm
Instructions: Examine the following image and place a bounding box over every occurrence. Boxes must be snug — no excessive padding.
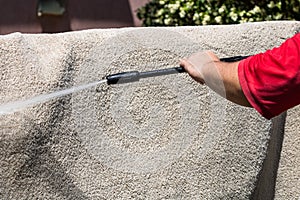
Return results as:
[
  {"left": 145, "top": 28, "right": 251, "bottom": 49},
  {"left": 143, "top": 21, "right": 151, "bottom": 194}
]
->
[
  {"left": 208, "top": 61, "right": 251, "bottom": 107},
  {"left": 180, "top": 51, "right": 251, "bottom": 107}
]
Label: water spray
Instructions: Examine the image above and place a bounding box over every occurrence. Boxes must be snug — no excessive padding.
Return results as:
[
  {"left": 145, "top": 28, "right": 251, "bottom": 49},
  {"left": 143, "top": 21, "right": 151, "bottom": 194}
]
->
[{"left": 0, "top": 55, "right": 248, "bottom": 115}]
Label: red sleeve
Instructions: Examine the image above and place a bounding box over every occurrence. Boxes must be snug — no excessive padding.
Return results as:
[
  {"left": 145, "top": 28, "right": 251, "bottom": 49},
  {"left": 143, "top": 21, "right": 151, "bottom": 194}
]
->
[{"left": 238, "top": 33, "right": 300, "bottom": 119}]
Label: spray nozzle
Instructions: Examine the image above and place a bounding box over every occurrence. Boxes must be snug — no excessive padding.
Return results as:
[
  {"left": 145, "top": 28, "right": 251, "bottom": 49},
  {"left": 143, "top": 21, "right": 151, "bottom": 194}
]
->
[{"left": 105, "top": 55, "right": 249, "bottom": 85}]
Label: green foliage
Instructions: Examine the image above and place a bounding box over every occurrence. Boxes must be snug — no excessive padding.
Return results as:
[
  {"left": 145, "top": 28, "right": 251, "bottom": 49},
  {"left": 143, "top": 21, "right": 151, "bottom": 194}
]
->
[{"left": 137, "top": 0, "right": 300, "bottom": 26}]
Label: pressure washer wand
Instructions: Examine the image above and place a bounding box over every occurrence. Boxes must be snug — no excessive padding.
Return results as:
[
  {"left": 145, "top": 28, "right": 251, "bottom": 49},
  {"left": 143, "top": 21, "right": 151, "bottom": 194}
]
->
[{"left": 106, "top": 55, "right": 249, "bottom": 85}]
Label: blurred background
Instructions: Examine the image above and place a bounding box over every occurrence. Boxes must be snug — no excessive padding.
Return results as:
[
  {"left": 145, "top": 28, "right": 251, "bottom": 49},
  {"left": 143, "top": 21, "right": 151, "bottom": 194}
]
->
[
  {"left": 0, "top": 0, "right": 299, "bottom": 34},
  {"left": 0, "top": 0, "right": 149, "bottom": 34}
]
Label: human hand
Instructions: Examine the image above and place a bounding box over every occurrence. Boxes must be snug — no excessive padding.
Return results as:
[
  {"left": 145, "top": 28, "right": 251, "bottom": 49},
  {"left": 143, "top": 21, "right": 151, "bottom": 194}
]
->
[
  {"left": 180, "top": 51, "right": 220, "bottom": 84},
  {"left": 180, "top": 51, "right": 251, "bottom": 107}
]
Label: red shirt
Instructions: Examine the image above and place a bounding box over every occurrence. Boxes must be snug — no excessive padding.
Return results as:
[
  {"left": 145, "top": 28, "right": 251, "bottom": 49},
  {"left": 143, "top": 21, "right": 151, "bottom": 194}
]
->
[{"left": 238, "top": 33, "right": 300, "bottom": 119}]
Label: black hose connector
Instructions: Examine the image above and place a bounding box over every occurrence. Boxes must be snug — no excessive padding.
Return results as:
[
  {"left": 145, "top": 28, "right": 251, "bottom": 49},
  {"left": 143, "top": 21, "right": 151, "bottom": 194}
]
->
[{"left": 220, "top": 55, "right": 249, "bottom": 62}]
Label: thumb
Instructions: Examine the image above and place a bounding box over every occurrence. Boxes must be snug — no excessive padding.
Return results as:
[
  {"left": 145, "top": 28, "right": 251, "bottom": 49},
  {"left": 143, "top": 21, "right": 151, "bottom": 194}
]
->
[{"left": 180, "top": 58, "right": 205, "bottom": 84}]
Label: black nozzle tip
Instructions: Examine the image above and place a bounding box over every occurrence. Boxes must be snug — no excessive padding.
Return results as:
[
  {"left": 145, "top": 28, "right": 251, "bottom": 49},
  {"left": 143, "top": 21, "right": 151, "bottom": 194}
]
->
[{"left": 106, "top": 71, "right": 140, "bottom": 85}]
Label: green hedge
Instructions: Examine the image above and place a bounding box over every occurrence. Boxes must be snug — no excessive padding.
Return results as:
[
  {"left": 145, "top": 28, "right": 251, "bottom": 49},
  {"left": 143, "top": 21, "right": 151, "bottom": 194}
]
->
[{"left": 137, "top": 0, "right": 300, "bottom": 26}]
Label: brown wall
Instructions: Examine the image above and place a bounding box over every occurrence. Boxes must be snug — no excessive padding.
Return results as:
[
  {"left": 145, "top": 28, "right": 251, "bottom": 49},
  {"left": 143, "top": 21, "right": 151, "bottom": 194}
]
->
[{"left": 0, "top": 0, "right": 149, "bottom": 34}]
